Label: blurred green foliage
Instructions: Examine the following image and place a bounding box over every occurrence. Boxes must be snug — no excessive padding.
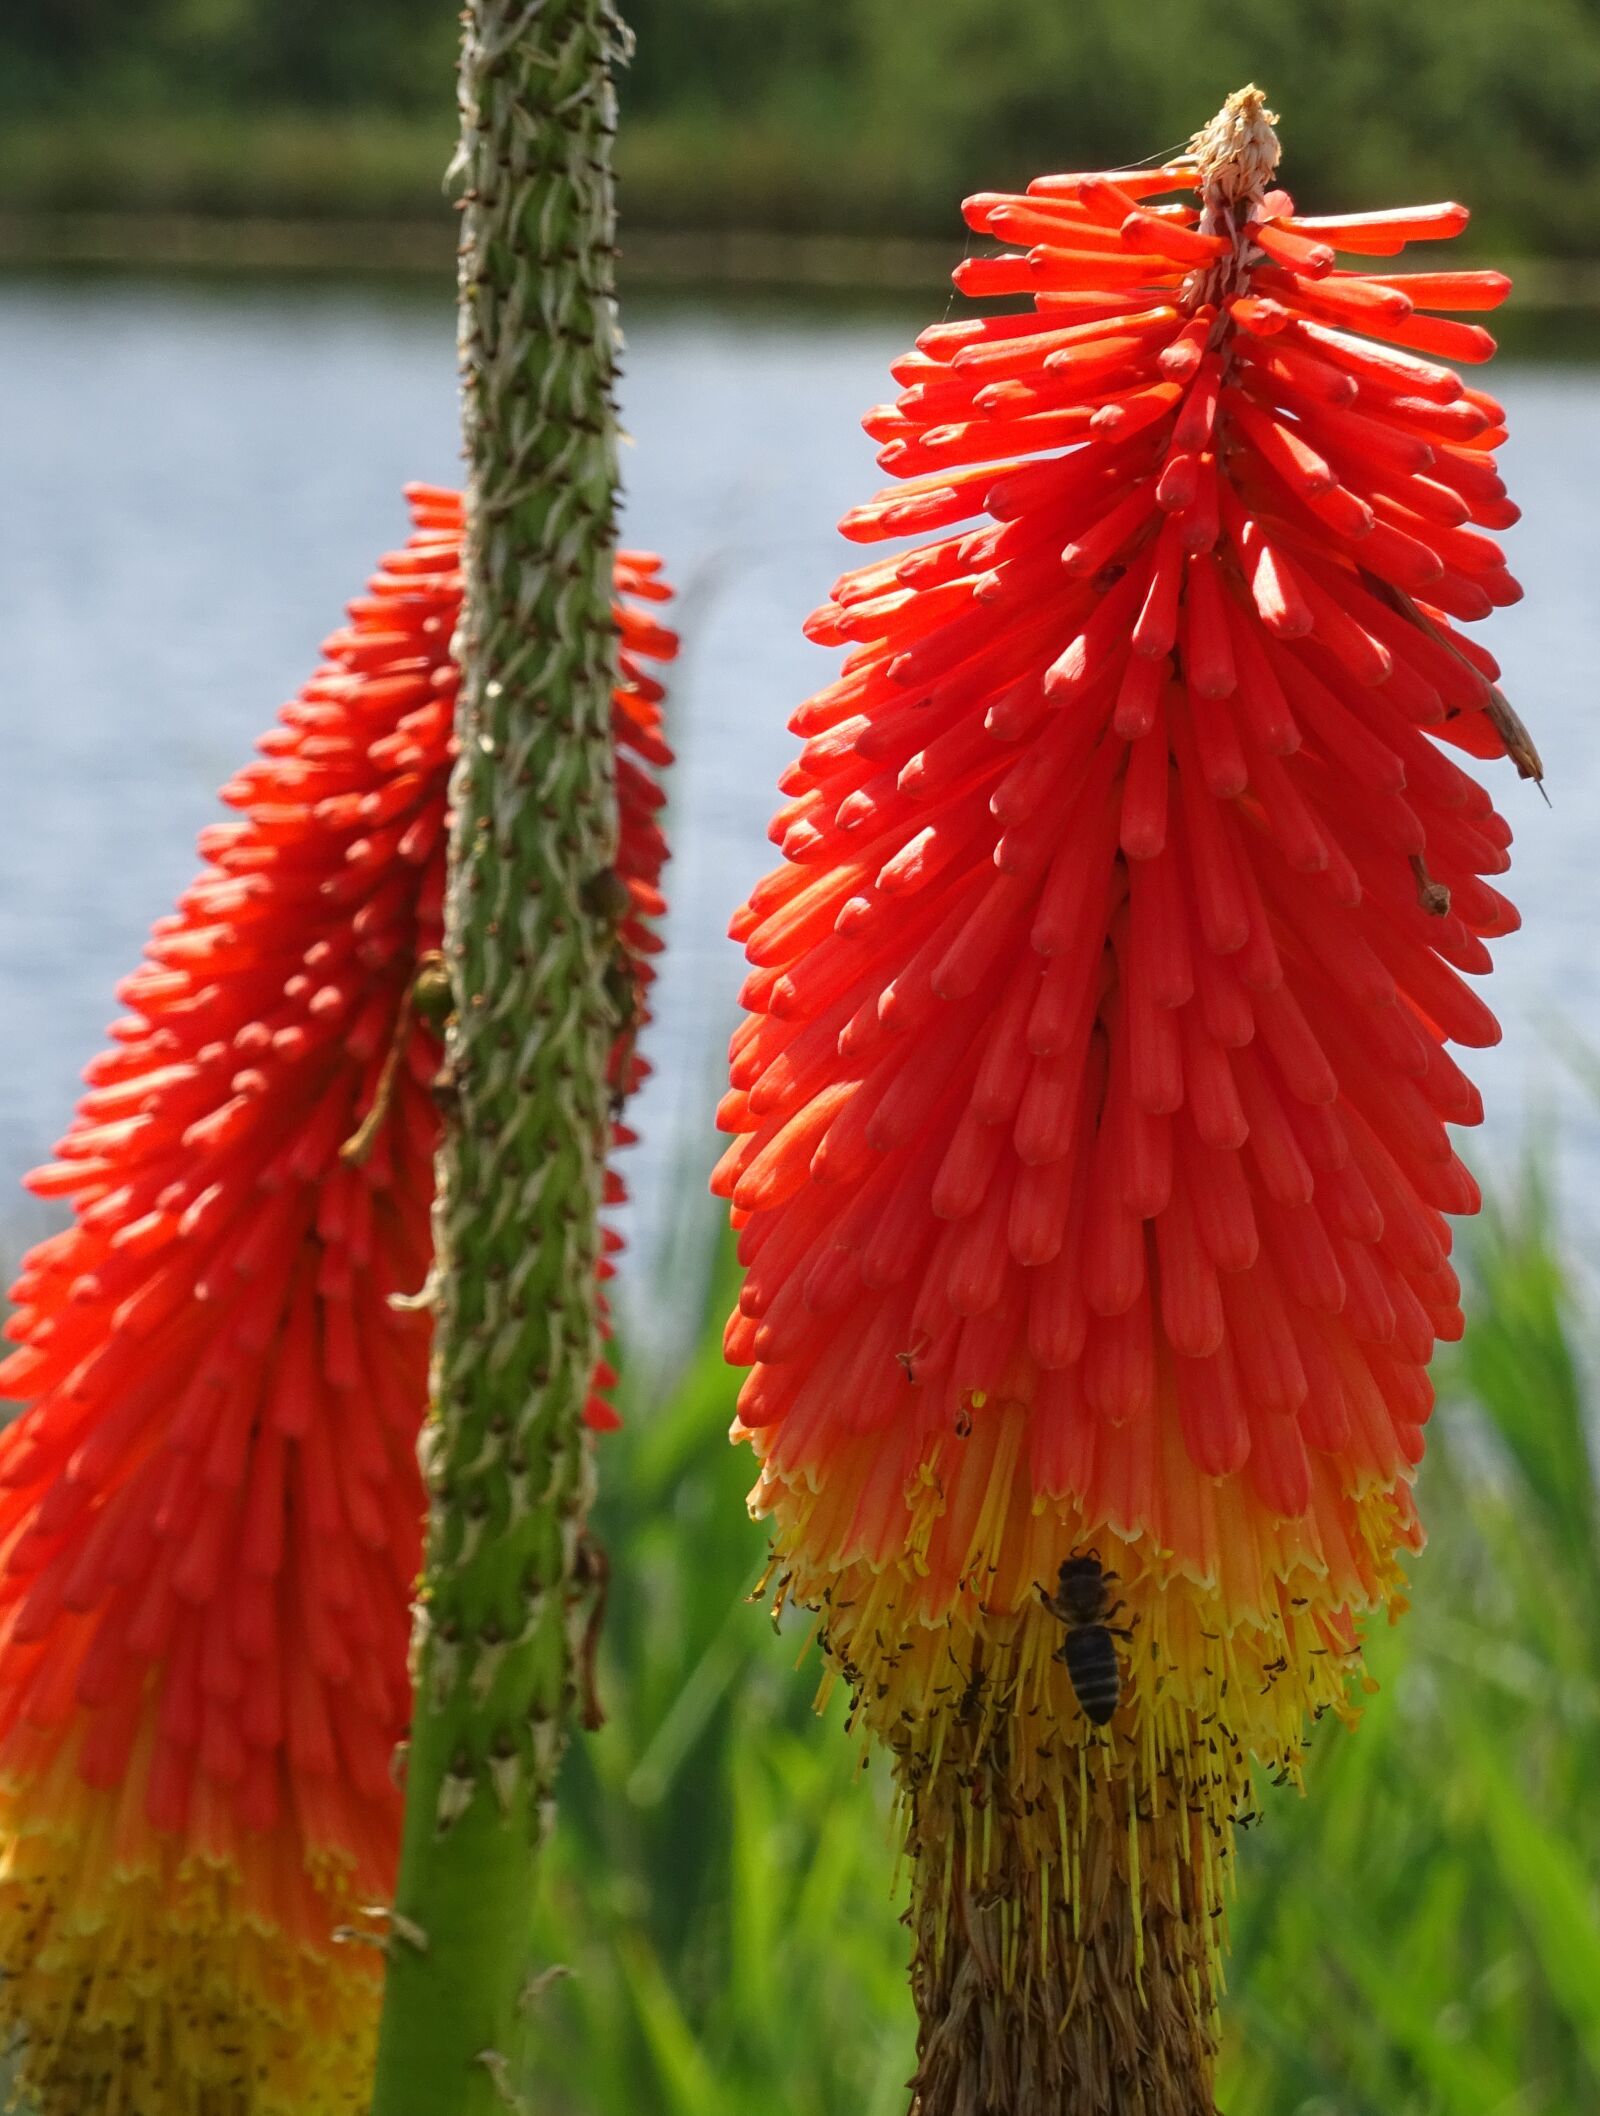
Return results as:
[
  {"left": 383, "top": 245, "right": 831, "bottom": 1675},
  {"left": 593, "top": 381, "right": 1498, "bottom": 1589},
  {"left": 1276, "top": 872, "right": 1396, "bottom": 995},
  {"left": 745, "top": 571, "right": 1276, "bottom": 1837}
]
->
[
  {"left": 525, "top": 1237, "right": 913, "bottom": 2116},
  {"left": 525, "top": 1176, "right": 1600, "bottom": 2115},
  {"left": 0, "top": 0, "right": 458, "bottom": 117},
  {"left": 7, "top": 0, "right": 1600, "bottom": 253}
]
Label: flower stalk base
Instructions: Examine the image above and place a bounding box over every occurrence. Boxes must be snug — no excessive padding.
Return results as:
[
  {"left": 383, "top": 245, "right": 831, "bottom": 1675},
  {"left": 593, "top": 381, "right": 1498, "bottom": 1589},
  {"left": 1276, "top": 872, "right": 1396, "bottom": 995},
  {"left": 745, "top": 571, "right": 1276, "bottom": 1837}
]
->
[{"left": 907, "top": 1750, "right": 1217, "bottom": 2116}]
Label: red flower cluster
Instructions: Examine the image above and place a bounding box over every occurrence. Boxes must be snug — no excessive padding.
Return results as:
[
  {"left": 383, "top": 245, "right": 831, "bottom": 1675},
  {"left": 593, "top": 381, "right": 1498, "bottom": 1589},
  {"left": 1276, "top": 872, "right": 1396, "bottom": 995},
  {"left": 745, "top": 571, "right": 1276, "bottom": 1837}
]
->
[
  {"left": 715, "top": 89, "right": 1534, "bottom": 2113},
  {"left": 0, "top": 488, "right": 674, "bottom": 2116},
  {"left": 719, "top": 130, "right": 1530, "bottom": 1611}
]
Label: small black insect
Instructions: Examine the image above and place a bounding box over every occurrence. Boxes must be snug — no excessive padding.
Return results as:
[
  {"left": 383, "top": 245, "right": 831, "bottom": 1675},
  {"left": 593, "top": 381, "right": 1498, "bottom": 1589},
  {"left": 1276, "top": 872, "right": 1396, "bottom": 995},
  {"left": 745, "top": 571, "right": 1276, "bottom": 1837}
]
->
[
  {"left": 1038, "top": 1550, "right": 1134, "bottom": 1726},
  {"left": 950, "top": 1645, "right": 988, "bottom": 1726}
]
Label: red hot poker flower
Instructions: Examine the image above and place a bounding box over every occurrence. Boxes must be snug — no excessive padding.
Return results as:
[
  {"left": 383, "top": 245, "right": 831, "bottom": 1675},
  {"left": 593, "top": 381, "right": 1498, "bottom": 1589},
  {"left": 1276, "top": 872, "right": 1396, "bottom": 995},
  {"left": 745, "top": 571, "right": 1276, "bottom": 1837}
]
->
[
  {"left": 716, "top": 89, "right": 1533, "bottom": 2116},
  {"left": 0, "top": 487, "right": 674, "bottom": 2116}
]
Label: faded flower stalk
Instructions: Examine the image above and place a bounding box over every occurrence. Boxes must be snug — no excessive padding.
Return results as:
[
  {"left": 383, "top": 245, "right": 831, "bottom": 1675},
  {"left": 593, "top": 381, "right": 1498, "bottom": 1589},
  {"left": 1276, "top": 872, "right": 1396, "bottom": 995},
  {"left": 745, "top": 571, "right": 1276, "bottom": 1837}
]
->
[
  {"left": 716, "top": 89, "right": 1531, "bottom": 2113},
  {"left": 368, "top": 4, "right": 651, "bottom": 2111}
]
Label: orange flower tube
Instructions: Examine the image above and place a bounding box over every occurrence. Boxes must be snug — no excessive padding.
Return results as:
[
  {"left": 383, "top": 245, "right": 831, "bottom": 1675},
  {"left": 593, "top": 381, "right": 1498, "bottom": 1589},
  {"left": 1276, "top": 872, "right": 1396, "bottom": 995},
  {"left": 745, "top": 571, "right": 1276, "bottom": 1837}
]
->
[
  {"left": 0, "top": 489, "right": 673, "bottom": 2116},
  {"left": 715, "top": 90, "right": 1535, "bottom": 2113}
]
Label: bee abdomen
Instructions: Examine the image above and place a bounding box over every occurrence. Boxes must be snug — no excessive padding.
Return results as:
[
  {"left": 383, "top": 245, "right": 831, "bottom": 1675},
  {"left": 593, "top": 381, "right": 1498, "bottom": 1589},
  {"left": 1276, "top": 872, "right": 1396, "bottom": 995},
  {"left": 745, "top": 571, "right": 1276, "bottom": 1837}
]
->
[{"left": 1061, "top": 1627, "right": 1121, "bottom": 1725}]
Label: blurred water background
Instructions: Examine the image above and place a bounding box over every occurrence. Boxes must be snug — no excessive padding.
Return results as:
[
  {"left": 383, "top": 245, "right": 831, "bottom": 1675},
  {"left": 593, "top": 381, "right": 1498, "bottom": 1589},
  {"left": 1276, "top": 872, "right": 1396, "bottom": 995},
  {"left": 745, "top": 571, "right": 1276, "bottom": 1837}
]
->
[{"left": 0, "top": 275, "right": 1594, "bottom": 1332}]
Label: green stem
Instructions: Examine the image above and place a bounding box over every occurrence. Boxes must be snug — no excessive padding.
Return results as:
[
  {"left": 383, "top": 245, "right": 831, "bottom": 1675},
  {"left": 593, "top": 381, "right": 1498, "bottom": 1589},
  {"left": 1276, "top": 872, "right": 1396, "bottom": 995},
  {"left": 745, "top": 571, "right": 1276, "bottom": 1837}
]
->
[{"left": 368, "top": 5, "right": 630, "bottom": 2111}]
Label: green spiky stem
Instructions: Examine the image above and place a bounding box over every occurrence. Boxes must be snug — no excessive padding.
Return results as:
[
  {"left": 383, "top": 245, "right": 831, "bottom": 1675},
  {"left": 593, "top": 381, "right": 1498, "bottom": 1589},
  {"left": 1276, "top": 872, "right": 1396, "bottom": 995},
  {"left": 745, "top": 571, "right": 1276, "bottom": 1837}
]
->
[{"left": 368, "top": 5, "right": 630, "bottom": 2111}]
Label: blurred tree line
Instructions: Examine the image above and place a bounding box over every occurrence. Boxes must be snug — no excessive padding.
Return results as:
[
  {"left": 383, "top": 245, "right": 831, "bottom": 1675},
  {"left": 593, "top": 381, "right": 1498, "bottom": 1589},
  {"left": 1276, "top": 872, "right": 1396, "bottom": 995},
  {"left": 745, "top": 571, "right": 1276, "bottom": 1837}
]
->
[
  {"left": 6, "top": 0, "right": 1600, "bottom": 254},
  {"left": 0, "top": 0, "right": 457, "bottom": 116}
]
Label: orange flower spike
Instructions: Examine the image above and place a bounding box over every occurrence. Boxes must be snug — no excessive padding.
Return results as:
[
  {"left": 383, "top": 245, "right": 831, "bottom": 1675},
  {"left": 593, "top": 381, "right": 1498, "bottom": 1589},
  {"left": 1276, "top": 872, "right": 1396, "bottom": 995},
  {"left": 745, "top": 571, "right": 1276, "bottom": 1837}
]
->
[
  {"left": 717, "top": 88, "right": 1535, "bottom": 2116},
  {"left": 0, "top": 488, "right": 673, "bottom": 2116}
]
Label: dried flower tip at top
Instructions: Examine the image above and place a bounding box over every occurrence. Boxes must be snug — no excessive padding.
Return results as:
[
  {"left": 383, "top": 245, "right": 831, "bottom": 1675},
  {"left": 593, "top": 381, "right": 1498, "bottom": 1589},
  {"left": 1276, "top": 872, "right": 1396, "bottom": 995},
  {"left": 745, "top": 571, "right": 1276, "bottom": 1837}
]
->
[{"left": 1191, "top": 84, "right": 1282, "bottom": 207}]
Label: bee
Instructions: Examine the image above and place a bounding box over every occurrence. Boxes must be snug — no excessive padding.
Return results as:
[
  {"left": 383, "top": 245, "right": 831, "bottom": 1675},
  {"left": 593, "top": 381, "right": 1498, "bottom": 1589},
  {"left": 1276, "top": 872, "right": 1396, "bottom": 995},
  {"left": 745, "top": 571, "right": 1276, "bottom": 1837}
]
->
[
  {"left": 949, "top": 1645, "right": 988, "bottom": 1727},
  {"left": 1038, "top": 1551, "right": 1134, "bottom": 1726}
]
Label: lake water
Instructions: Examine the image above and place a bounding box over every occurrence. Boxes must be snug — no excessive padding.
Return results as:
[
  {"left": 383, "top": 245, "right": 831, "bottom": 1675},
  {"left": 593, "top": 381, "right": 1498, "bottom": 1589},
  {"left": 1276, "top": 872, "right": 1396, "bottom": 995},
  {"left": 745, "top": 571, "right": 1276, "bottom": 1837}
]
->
[{"left": 1, "top": 275, "right": 1596, "bottom": 1318}]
